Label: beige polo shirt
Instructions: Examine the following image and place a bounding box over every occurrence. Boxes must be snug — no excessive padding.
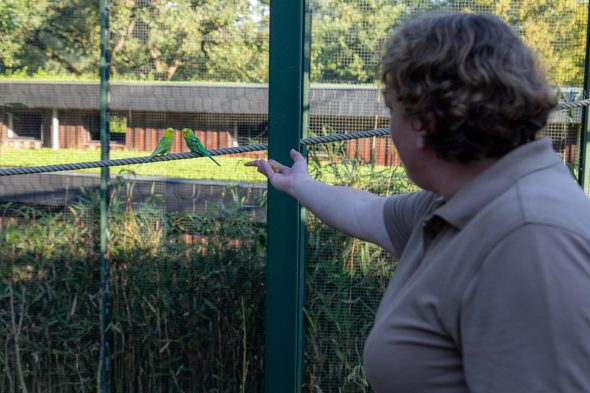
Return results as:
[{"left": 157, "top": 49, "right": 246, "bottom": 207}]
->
[{"left": 363, "top": 138, "right": 590, "bottom": 393}]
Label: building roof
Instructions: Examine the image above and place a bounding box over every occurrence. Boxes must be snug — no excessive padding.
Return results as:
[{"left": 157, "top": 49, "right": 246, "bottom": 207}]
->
[
  {"left": 0, "top": 81, "right": 388, "bottom": 118},
  {"left": 0, "top": 80, "right": 581, "bottom": 122}
]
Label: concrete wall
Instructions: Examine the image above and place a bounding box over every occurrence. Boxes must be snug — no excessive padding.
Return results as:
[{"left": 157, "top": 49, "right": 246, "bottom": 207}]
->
[{"left": 0, "top": 172, "right": 266, "bottom": 221}]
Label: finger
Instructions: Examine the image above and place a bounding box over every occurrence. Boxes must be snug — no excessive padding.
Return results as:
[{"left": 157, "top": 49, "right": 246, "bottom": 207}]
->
[
  {"left": 290, "top": 149, "right": 305, "bottom": 162},
  {"left": 267, "top": 160, "right": 283, "bottom": 173},
  {"left": 259, "top": 160, "right": 278, "bottom": 177},
  {"left": 245, "top": 159, "right": 283, "bottom": 173}
]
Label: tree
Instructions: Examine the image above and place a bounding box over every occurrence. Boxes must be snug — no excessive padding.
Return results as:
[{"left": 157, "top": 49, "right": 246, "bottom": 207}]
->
[
  {"left": 33, "top": 0, "right": 101, "bottom": 75},
  {"left": 0, "top": 0, "right": 54, "bottom": 71},
  {"left": 0, "top": 0, "right": 269, "bottom": 82},
  {"left": 464, "top": 0, "right": 587, "bottom": 87},
  {"left": 310, "top": 0, "right": 406, "bottom": 83},
  {"left": 109, "top": 0, "right": 269, "bottom": 82},
  {"left": 309, "top": 0, "right": 586, "bottom": 87},
  {"left": 0, "top": 0, "right": 24, "bottom": 69},
  {"left": 0, "top": 0, "right": 586, "bottom": 87}
]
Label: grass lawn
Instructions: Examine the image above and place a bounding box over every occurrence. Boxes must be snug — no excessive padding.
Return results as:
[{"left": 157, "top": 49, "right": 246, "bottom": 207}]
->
[
  {"left": 0, "top": 147, "right": 413, "bottom": 191},
  {"left": 0, "top": 147, "right": 269, "bottom": 183}
]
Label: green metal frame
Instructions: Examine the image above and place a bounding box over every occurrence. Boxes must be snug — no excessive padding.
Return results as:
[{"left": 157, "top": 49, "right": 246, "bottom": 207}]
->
[
  {"left": 579, "top": 0, "right": 590, "bottom": 192},
  {"left": 264, "top": 0, "right": 310, "bottom": 391},
  {"left": 99, "top": 0, "right": 112, "bottom": 391}
]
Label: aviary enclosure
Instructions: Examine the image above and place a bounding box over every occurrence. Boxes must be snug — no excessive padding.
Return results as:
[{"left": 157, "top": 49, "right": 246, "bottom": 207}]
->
[{"left": 1, "top": 0, "right": 589, "bottom": 392}]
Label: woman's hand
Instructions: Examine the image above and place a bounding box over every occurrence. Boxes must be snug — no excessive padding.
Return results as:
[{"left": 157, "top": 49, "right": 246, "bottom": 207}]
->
[{"left": 245, "top": 149, "right": 311, "bottom": 195}]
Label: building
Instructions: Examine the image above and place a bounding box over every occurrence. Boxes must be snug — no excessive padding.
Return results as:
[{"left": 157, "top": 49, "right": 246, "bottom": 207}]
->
[{"left": 0, "top": 81, "right": 581, "bottom": 165}]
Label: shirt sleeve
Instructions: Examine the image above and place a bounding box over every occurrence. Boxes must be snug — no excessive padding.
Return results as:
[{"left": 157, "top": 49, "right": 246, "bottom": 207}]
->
[
  {"left": 460, "top": 224, "right": 590, "bottom": 393},
  {"left": 382, "top": 190, "right": 440, "bottom": 257}
]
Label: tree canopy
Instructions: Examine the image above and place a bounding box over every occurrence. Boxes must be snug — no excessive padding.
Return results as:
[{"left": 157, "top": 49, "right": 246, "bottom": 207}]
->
[{"left": 0, "top": 0, "right": 586, "bottom": 86}]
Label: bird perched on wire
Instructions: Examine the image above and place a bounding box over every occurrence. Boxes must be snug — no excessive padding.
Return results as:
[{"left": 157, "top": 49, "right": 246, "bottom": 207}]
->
[
  {"left": 138, "top": 127, "right": 175, "bottom": 167},
  {"left": 182, "top": 128, "right": 221, "bottom": 166}
]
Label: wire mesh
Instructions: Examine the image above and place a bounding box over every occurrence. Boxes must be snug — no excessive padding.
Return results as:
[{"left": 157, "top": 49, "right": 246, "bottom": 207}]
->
[
  {"left": 306, "top": 1, "right": 588, "bottom": 392},
  {"left": 106, "top": 1, "right": 269, "bottom": 391},
  {"left": 0, "top": 0, "right": 270, "bottom": 392},
  {"left": 0, "top": 1, "right": 104, "bottom": 390}
]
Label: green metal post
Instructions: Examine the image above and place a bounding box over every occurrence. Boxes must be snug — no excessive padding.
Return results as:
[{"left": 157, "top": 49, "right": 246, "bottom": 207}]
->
[
  {"left": 98, "top": 0, "right": 112, "bottom": 391},
  {"left": 579, "top": 0, "right": 590, "bottom": 192},
  {"left": 265, "top": 0, "right": 310, "bottom": 391}
]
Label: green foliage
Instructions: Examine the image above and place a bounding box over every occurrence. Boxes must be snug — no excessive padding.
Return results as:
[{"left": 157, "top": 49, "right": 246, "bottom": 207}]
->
[
  {"left": 0, "top": 0, "right": 269, "bottom": 82},
  {"left": 566, "top": 163, "right": 579, "bottom": 181},
  {"left": 0, "top": 66, "right": 98, "bottom": 82},
  {"left": 465, "top": 0, "right": 587, "bottom": 86},
  {"left": 304, "top": 209, "right": 396, "bottom": 392},
  {"left": 110, "top": 116, "right": 127, "bottom": 134},
  {"left": 1, "top": 0, "right": 584, "bottom": 86},
  {"left": 0, "top": 0, "right": 100, "bottom": 76},
  {"left": 0, "top": 0, "right": 53, "bottom": 71},
  {"left": 308, "top": 127, "right": 417, "bottom": 195},
  {"left": 0, "top": 152, "right": 413, "bottom": 391},
  {"left": 0, "top": 0, "right": 25, "bottom": 68},
  {"left": 311, "top": 0, "right": 406, "bottom": 83},
  {"left": 110, "top": 0, "right": 269, "bottom": 82},
  {"left": 0, "top": 181, "right": 268, "bottom": 392},
  {"left": 0, "top": 202, "right": 99, "bottom": 393},
  {"left": 301, "top": 135, "right": 411, "bottom": 391}
]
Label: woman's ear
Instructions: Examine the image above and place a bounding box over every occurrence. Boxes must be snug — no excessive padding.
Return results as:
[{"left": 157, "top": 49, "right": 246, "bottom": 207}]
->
[
  {"left": 416, "top": 112, "right": 436, "bottom": 149},
  {"left": 416, "top": 131, "right": 426, "bottom": 149},
  {"left": 410, "top": 118, "right": 427, "bottom": 148}
]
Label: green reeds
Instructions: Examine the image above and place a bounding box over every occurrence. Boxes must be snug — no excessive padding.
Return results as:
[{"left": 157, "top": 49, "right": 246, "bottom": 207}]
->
[
  {"left": 0, "top": 202, "right": 100, "bottom": 393},
  {"left": 303, "top": 132, "right": 413, "bottom": 392},
  {"left": 0, "top": 139, "right": 414, "bottom": 392},
  {"left": 0, "top": 181, "right": 267, "bottom": 393}
]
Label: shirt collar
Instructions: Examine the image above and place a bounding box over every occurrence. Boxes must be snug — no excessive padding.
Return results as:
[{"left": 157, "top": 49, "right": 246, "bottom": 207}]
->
[{"left": 432, "top": 137, "right": 562, "bottom": 230}]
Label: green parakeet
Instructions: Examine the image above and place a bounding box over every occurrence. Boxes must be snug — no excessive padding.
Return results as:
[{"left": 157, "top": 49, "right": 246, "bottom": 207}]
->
[
  {"left": 139, "top": 127, "right": 175, "bottom": 166},
  {"left": 182, "top": 128, "right": 221, "bottom": 166}
]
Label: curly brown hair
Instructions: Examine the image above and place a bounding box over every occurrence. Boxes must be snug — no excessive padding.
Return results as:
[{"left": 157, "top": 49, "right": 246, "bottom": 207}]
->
[{"left": 381, "top": 12, "right": 558, "bottom": 163}]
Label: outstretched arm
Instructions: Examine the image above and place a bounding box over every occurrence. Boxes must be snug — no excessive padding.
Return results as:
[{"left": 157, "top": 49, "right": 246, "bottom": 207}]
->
[{"left": 250, "top": 149, "right": 395, "bottom": 253}]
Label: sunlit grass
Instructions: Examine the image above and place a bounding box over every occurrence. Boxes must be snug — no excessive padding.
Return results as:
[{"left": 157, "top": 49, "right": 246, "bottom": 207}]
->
[
  {"left": 0, "top": 146, "right": 408, "bottom": 187},
  {"left": 0, "top": 147, "right": 269, "bottom": 183}
]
